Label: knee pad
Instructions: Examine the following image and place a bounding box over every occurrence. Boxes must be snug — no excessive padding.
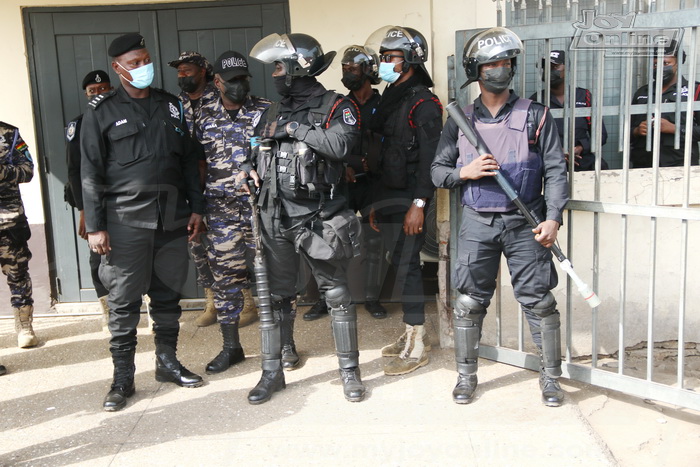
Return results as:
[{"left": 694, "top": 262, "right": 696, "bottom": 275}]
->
[
  {"left": 531, "top": 292, "right": 557, "bottom": 318},
  {"left": 325, "top": 285, "right": 351, "bottom": 310},
  {"left": 454, "top": 294, "right": 486, "bottom": 319}
]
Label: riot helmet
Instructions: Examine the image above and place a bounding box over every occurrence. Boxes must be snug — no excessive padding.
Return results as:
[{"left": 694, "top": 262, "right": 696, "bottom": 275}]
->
[
  {"left": 339, "top": 45, "right": 380, "bottom": 87},
  {"left": 365, "top": 25, "right": 433, "bottom": 86},
  {"left": 249, "top": 33, "right": 336, "bottom": 80},
  {"left": 462, "top": 27, "right": 523, "bottom": 88}
]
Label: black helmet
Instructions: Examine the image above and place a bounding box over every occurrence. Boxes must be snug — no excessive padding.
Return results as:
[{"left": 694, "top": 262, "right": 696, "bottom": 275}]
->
[
  {"left": 462, "top": 27, "right": 523, "bottom": 87},
  {"left": 339, "top": 45, "right": 380, "bottom": 85},
  {"left": 365, "top": 25, "right": 433, "bottom": 86},
  {"left": 249, "top": 32, "right": 335, "bottom": 77}
]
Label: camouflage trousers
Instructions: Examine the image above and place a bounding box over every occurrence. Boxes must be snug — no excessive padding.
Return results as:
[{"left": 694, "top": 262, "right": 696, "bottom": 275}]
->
[
  {"left": 0, "top": 226, "right": 33, "bottom": 308},
  {"left": 205, "top": 196, "right": 254, "bottom": 324},
  {"left": 188, "top": 239, "right": 214, "bottom": 289}
]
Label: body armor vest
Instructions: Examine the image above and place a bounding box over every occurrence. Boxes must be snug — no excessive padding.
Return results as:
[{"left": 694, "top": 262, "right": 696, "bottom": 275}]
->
[
  {"left": 256, "top": 92, "right": 345, "bottom": 201},
  {"left": 457, "top": 98, "right": 543, "bottom": 212}
]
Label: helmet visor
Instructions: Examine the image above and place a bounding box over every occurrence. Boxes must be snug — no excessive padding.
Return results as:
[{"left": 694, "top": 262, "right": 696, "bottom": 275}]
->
[{"left": 249, "top": 33, "right": 296, "bottom": 64}]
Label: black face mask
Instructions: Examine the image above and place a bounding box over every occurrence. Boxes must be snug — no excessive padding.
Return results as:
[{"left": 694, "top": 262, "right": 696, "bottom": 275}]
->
[
  {"left": 274, "top": 75, "right": 292, "bottom": 97},
  {"left": 481, "top": 67, "right": 514, "bottom": 94},
  {"left": 178, "top": 76, "right": 199, "bottom": 93},
  {"left": 549, "top": 69, "right": 564, "bottom": 86},
  {"left": 341, "top": 72, "right": 365, "bottom": 92},
  {"left": 221, "top": 79, "right": 250, "bottom": 103},
  {"left": 660, "top": 65, "right": 676, "bottom": 84}
]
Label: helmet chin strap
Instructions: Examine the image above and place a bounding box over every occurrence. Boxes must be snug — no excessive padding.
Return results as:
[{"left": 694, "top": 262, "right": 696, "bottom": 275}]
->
[{"left": 285, "top": 74, "right": 293, "bottom": 86}]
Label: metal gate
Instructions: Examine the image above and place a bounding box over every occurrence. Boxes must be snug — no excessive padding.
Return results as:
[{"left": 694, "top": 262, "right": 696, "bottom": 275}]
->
[{"left": 446, "top": 0, "right": 700, "bottom": 410}]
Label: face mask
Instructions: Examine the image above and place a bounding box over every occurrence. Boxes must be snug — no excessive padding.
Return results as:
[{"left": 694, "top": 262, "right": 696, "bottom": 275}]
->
[
  {"left": 118, "top": 62, "right": 154, "bottom": 89},
  {"left": 379, "top": 62, "right": 402, "bottom": 83},
  {"left": 274, "top": 75, "right": 292, "bottom": 97},
  {"left": 342, "top": 71, "right": 365, "bottom": 91},
  {"left": 221, "top": 79, "right": 250, "bottom": 103},
  {"left": 480, "top": 66, "right": 513, "bottom": 94},
  {"left": 178, "top": 76, "right": 199, "bottom": 93},
  {"left": 549, "top": 69, "right": 564, "bottom": 86},
  {"left": 661, "top": 65, "right": 676, "bottom": 84}
]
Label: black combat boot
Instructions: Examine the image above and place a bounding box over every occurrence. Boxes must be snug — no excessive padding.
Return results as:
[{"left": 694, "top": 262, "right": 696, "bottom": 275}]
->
[
  {"left": 247, "top": 369, "right": 286, "bottom": 405},
  {"left": 302, "top": 298, "right": 328, "bottom": 321},
  {"left": 539, "top": 368, "right": 564, "bottom": 407},
  {"left": 280, "top": 309, "right": 299, "bottom": 370},
  {"left": 103, "top": 351, "right": 136, "bottom": 412},
  {"left": 339, "top": 366, "right": 365, "bottom": 402},
  {"left": 205, "top": 322, "right": 245, "bottom": 374},
  {"left": 0, "top": 364, "right": 6, "bottom": 376},
  {"left": 155, "top": 344, "right": 203, "bottom": 388},
  {"left": 452, "top": 373, "right": 478, "bottom": 404}
]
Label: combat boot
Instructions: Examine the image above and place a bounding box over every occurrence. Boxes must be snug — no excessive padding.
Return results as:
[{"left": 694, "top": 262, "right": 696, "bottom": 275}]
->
[
  {"left": 302, "top": 298, "right": 328, "bottom": 321},
  {"left": 381, "top": 325, "right": 431, "bottom": 357},
  {"left": 452, "top": 373, "right": 478, "bottom": 404},
  {"left": 384, "top": 324, "right": 429, "bottom": 376},
  {"left": 280, "top": 308, "right": 299, "bottom": 370},
  {"left": 0, "top": 364, "right": 6, "bottom": 376},
  {"left": 339, "top": 367, "right": 365, "bottom": 402},
  {"left": 247, "top": 369, "right": 286, "bottom": 405},
  {"left": 155, "top": 345, "right": 203, "bottom": 388},
  {"left": 205, "top": 322, "right": 245, "bottom": 374},
  {"left": 539, "top": 368, "right": 564, "bottom": 407},
  {"left": 103, "top": 351, "right": 135, "bottom": 412},
  {"left": 98, "top": 295, "right": 110, "bottom": 334},
  {"left": 14, "top": 305, "right": 38, "bottom": 348},
  {"left": 238, "top": 288, "right": 258, "bottom": 328},
  {"left": 195, "top": 288, "right": 218, "bottom": 327},
  {"left": 364, "top": 300, "right": 387, "bottom": 319}
]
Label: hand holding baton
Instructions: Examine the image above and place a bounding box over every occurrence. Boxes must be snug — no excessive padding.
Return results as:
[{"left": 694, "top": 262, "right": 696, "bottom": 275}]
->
[{"left": 445, "top": 101, "right": 601, "bottom": 308}]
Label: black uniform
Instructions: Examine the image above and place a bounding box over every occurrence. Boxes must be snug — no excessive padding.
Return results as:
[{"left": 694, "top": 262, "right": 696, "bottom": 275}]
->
[
  {"left": 65, "top": 114, "right": 108, "bottom": 297},
  {"left": 630, "top": 78, "right": 700, "bottom": 167},
  {"left": 243, "top": 79, "right": 361, "bottom": 378},
  {"left": 530, "top": 87, "right": 609, "bottom": 171},
  {"left": 371, "top": 77, "right": 443, "bottom": 326},
  {"left": 80, "top": 86, "right": 204, "bottom": 354}
]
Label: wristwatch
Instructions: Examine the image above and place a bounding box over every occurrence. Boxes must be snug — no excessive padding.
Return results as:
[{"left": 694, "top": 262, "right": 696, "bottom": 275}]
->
[
  {"left": 412, "top": 198, "right": 426, "bottom": 208},
  {"left": 286, "top": 121, "right": 299, "bottom": 136}
]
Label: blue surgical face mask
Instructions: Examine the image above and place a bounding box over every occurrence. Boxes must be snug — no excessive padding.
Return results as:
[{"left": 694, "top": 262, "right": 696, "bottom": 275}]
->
[
  {"left": 379, "top": 61, "right": 402, "bottom": 83},
  {"left": 118, "top": 62, "right": 154, "bottom": 89}
]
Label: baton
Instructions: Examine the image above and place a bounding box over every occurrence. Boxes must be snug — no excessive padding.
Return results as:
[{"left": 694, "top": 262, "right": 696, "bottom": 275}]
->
[
  {"left": 247, "top": 178, "right": 274, "bottom": 322},
  {"left": 446, "top": 101, "right": 601, "bottom": 308}
]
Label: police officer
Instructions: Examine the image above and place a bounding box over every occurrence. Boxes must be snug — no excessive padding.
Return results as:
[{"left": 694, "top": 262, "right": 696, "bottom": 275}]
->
[
  {"left": 364, "top": 26, "right": 443, "bottom": 375},
  {"left": 302, "top": 45, "right": 387, "bottom": 322},
  {"left": 630, "top": 40, "right": 700, "bottom": 167},
  {"left": 81, "top": 33, "right": 206, "bottom": 412},
  {"left": 530, "top": 50, "right": 609, "bottom": 171},
  {"left": 0, "top": 122, "right": 37, "bottom": 349},
  {"left": 240, "top": 32, "right": 365, "bottom": 404},
  {"left": 191, "top": 50, "right": 271, "bottom": 374},
  {"left": 431, "top": 27, "right": 569, "bottom": 407},
  {"left": 65, "top": 70, "right": 114, "bottom": 332}
]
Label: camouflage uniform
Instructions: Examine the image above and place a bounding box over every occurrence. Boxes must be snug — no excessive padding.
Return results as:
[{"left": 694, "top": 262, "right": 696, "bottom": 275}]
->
[
  {"left": 179, "top": 82, "right": 217, "bottom": 290},
  {"left": 194, "top": 86, "right": 270, "bottom": 324},
  {"left": 0, "top": 122, "right": 34, "bottom": 309}
]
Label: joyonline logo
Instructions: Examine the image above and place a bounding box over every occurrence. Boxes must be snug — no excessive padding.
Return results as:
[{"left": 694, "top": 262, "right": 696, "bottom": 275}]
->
[{"left": 571, "top": 10, "right": 682, "bottom": 56}]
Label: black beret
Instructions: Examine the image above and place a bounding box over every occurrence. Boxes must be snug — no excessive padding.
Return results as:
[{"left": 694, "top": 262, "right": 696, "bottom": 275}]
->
[
  {"left": 82, "top": 70, "right": 110, "bottom": 90},
  {"left": 108, "top": 33, "right": 146, "bottom": 58}
]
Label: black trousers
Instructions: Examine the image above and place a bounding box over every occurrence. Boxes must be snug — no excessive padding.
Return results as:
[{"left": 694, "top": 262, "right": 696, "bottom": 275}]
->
[{"left": 99, "top": 223, "right": 189, "bottom": 353}]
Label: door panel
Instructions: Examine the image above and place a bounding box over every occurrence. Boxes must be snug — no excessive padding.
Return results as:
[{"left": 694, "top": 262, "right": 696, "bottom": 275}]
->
[{"left": 26, "top": 1, "right": 290, "bottom": 302}]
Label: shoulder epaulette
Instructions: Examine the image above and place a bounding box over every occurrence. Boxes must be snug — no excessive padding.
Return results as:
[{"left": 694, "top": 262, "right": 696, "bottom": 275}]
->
[{"left": 88, "top": 90, "right": 116, "bottom": 110}]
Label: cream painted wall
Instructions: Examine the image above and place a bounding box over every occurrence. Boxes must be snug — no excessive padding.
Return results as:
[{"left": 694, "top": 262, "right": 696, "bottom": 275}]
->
[{"left": 2, "top": 0, "right": 498, "bottom": 225}]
